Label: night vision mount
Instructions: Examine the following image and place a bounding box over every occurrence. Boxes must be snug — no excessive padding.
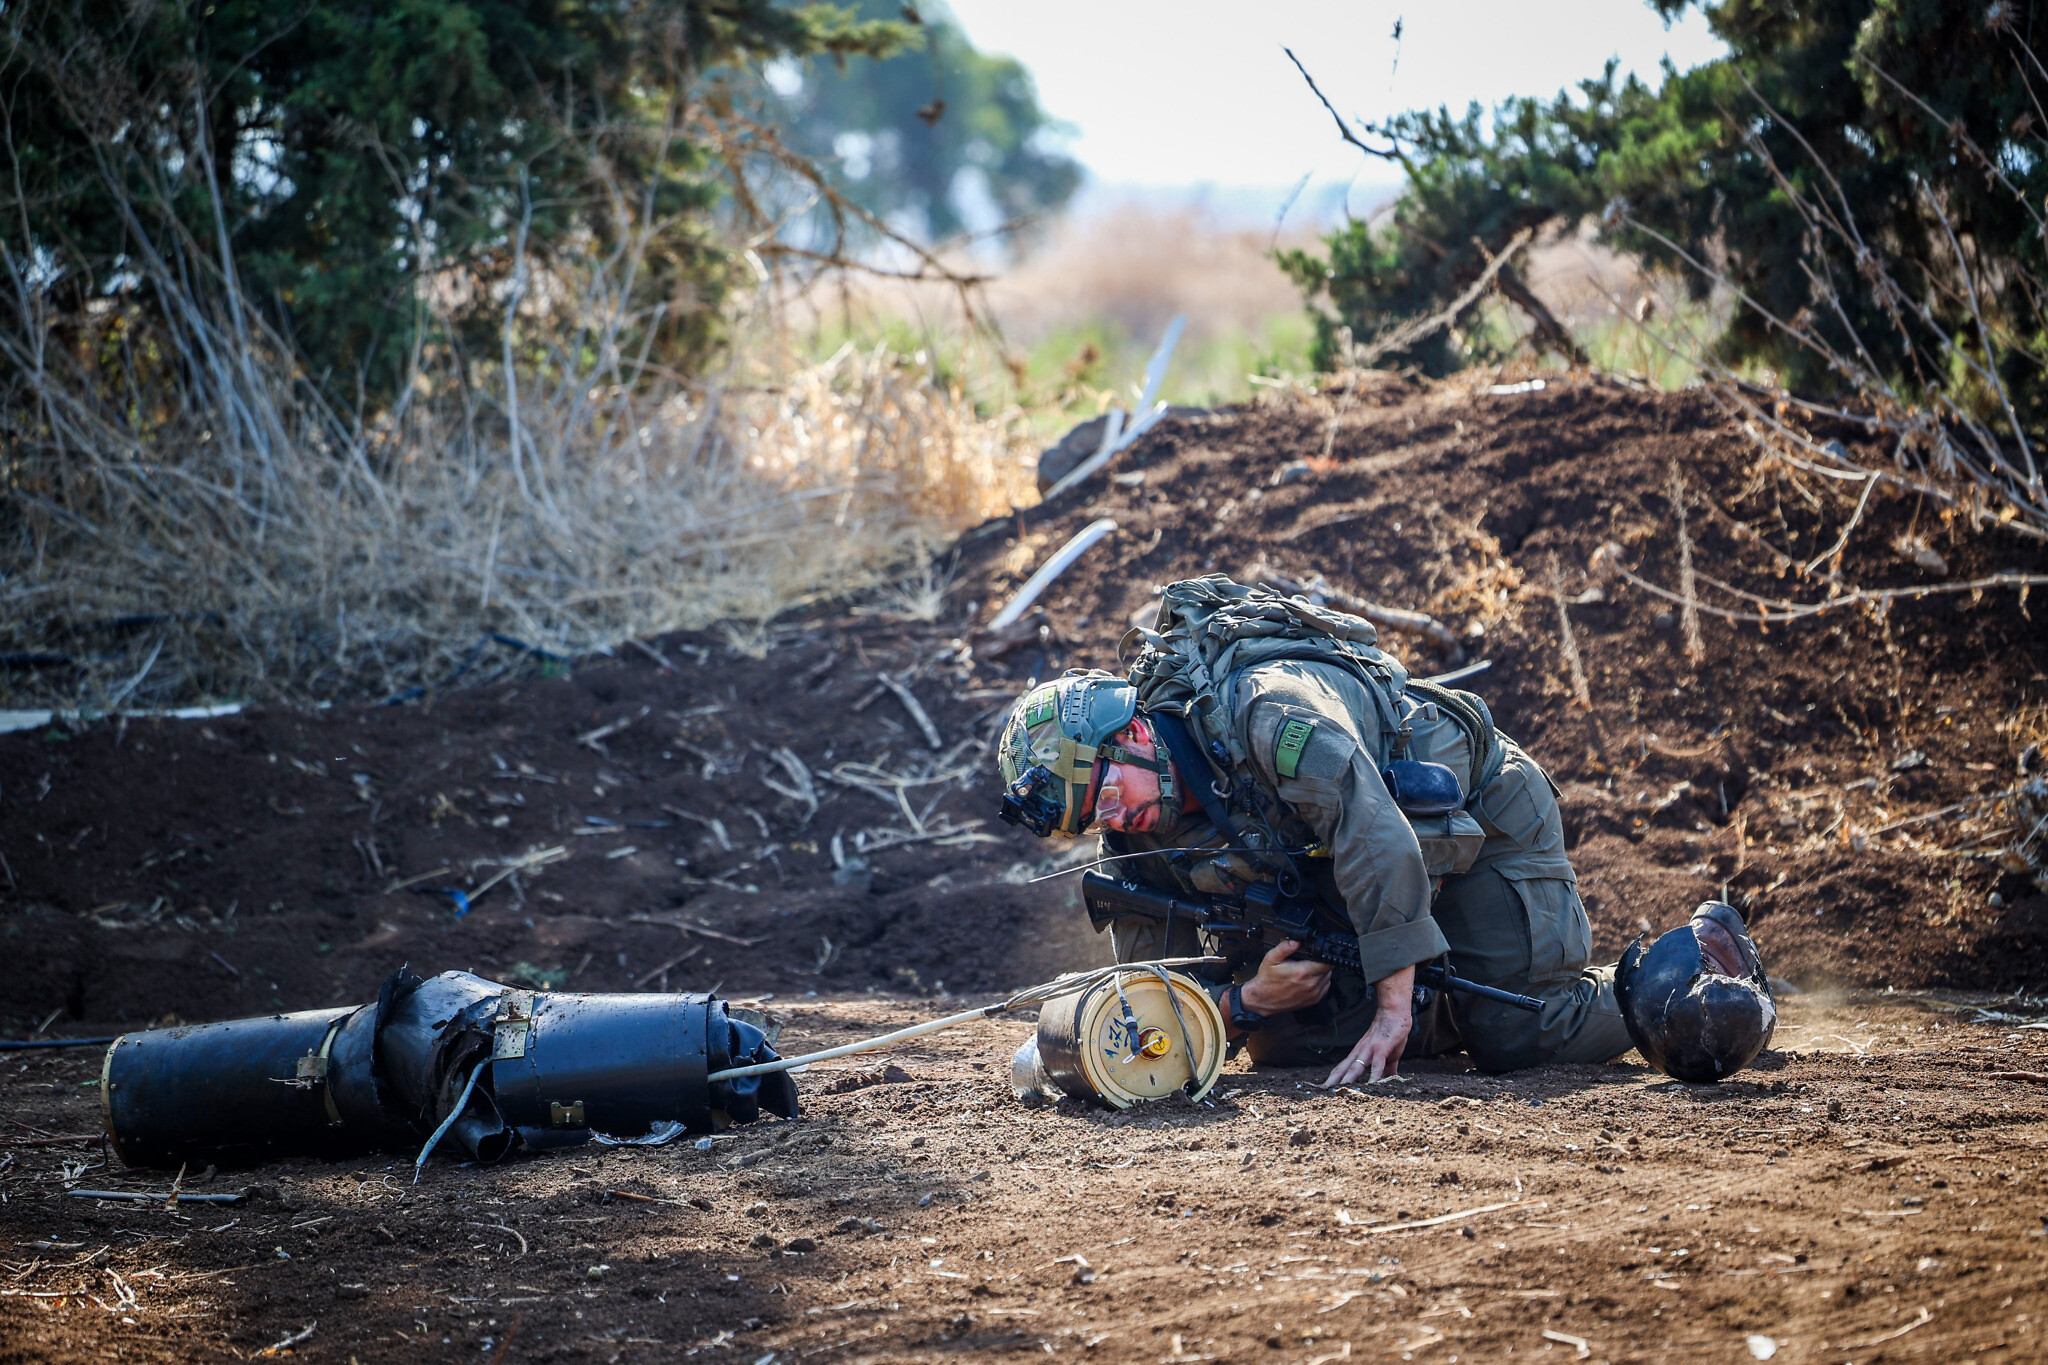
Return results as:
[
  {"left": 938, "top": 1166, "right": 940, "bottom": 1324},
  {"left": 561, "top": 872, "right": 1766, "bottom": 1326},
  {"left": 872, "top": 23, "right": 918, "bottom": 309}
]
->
[{"left": 999, "top": 763, "right": 1068, "bottom": 838}]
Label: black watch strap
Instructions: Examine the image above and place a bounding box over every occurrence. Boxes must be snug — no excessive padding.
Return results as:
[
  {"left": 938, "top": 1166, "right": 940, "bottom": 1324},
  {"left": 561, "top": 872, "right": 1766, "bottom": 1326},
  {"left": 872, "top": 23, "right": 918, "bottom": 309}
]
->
[{"left": 1227, "top": 982, "right": 1267, "bottom": 1032}]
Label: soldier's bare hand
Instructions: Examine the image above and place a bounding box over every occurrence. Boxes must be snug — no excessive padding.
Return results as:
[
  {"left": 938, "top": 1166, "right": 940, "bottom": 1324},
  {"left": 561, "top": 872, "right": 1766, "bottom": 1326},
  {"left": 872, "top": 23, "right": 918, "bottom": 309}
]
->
[
  {"left": 1238, "top": 940, "right": 1332, "bottom": 1016},
  {"left": 1318, "top": 966, "right": 1416, "bottom": 1088}
]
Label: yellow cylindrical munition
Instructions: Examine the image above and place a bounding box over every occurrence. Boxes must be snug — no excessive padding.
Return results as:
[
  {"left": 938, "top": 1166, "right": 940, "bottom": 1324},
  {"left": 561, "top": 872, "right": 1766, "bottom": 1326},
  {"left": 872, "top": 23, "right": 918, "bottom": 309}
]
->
[{"left": 1024, "top": 969, "right": 1225, "bottom": 1108}]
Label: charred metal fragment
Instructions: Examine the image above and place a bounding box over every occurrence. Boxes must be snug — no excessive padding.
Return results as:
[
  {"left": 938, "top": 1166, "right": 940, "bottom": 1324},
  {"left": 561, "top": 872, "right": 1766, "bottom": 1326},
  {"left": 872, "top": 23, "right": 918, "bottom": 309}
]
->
[
  {"left": 1616, "top": 900, "right": 1777, "bottom": 1083},
  {"left": 100, "top": 968, "right": 795, "bottom": 1170}
]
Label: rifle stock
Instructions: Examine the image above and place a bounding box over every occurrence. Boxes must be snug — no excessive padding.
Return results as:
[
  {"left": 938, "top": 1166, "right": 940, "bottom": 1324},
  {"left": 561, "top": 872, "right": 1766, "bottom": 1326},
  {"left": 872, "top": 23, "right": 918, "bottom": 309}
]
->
[{"left": 1080, "top": 869, "right": 1542, "bottom": 1014}]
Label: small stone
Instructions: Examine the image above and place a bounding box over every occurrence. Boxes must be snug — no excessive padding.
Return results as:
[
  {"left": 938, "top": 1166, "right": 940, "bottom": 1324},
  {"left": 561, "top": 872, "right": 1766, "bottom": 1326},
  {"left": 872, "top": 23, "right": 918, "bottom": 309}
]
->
[
  {"left": 586, "top": 1264, "right": 609, "bottom": 1281},
  {"left": 784, "top": 1237, "right": 817, "bottom": 1254},
  {"left": 910, "top": 1136, "right": 926, "bottom": 1148},
  {"left": 1272, "top": 461, "right": 1313, "bottom": 486},
  {"left": 1654, "top": 610, "right": 1678, "bottom": 631},
  {"left": 1288, "top": 1128, "right": 1313, "bottom": 1147},
  {"left": 1460, "top": 1226, "right": 1476, "bottom": 1240},
  {"left": 750, "top": 1232, "right": 778, "bottom": 1249},
  {"left": 743, "top": 1201, "right": 770, "bottom": 1219},
  {"left": 335, "top": 1283, "right": 370, "bottom": 1301}
]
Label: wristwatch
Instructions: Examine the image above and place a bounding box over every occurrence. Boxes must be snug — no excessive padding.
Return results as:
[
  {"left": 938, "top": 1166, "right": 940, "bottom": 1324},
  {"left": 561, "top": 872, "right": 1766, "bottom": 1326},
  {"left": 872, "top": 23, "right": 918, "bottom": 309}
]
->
[{"left": 1226, "top": 982, "right": 1268, "bottom": 1032}]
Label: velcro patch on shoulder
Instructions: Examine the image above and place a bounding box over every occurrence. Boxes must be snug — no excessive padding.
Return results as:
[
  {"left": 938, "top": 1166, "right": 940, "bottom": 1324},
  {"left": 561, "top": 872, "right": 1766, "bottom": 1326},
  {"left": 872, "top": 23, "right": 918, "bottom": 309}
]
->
[
  {"left": 1023, "top": 687, "right": 1057, "bottom": 728},
  {"left": 1274, "top": 716, "right": 1318, "bottom": 779}
]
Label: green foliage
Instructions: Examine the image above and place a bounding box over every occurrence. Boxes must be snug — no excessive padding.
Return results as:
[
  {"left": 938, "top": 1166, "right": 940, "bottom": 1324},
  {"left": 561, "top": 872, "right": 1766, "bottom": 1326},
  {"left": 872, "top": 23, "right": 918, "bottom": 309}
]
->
[
  {"left": 1284, "top": 1, "right": 2048, "bottom": 437},
  {"left": 760, "top": 0, "right": 1081, "bottom": 243},
  {"left": 1, "top": 0, "right": 910, "bottom": 403},
  {"left": 1278, "top": 65, "right": 1658, "bottom": 374}
]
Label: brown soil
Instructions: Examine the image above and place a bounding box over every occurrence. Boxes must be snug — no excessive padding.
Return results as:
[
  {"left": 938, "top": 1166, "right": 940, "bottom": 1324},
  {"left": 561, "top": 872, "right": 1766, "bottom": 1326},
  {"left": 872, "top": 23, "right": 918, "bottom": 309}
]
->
[{"left": 4, "top": 371, "right": 2046, "bottom": 1363}]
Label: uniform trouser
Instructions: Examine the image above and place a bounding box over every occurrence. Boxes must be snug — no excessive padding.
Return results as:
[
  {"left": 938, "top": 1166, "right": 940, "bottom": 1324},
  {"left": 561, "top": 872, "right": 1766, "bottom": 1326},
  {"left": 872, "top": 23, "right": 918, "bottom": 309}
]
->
[
  {"left": 1225, "top": 866, "right": 1632, "bottom": 1073},
  {"left": 1123, "top": 855, "right": 1634, "bottom": 1075}
]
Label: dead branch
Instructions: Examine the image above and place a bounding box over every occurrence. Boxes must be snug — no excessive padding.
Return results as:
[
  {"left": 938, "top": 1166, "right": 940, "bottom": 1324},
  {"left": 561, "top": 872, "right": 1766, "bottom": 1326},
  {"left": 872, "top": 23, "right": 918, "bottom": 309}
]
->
[
  {"left": 1667, "top": 462, "right": 1705, "bottom": 663},
  {"left": 1617, "top": 565, "right": 2048, "bottom": 625},
  {"left": 1283, "top": 48, "right": 1408, "bottom": 166},
  {"left": 1546, "top": 552, "right": 1592, "bottom": 707},
  {"left": 1350, "top": 228, "right": 1535, "bottom": 370},
  {"left": 878, "top": 673, "right": 943, "bottom": 750},
  {"left": 1252, "top": 566, "right": 1464, "bottom": 662}
]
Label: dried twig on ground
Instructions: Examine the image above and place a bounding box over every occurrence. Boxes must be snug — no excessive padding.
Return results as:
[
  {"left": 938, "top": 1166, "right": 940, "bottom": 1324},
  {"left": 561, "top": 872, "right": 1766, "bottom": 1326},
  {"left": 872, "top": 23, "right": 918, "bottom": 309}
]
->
[
  {"left": 1617, "top": 566, "right": 2048, "bottom": 626},
  {"left": 661, "top": 805, "right": 734, "bottom": 853},
  {"left": 630, "top": 944, "right": 704, "bottom": 989},
  {"left": 577, "top": 706, "right": 649, "bottom": 753},
  {"left": 760, "top": 747, "right": 820, "bottom": 824},
  {"left": 1546, "top": 553, "right": 1592, "bottom": 707},
  {"left": 877, "top": 674, "right": 943, "bottom": 750},
  {"left": 1667, "top": 462, "right": 1705, "bottom": 663}
]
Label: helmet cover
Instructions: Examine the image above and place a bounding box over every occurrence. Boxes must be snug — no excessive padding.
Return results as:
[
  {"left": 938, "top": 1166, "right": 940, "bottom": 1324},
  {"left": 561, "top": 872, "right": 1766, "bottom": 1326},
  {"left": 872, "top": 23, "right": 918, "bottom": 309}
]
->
[
  {"left": 1616, "top": 901, "right": 1776, "bottom": 1083},
  {"left": 996, "top": 671, "right": 1138, "bottom": 838}
]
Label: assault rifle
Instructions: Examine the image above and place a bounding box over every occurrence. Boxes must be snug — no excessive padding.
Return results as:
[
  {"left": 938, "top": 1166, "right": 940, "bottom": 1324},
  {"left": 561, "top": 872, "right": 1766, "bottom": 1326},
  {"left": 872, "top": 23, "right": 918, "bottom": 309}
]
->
[{"left": 1079, "top": 869, "right": 1543, "bottom": 1013}]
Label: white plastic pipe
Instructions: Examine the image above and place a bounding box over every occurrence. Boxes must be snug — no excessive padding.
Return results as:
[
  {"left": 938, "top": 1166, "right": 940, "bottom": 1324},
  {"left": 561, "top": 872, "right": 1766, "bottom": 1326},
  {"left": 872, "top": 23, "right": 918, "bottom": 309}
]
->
[
  {"left": 1038, "top": 315, "right": 1184, "bottom": 503},
  {"left": 986, "top": 518, "right": 1117, "bottom": 631},
  {"left": 1039, "top": 408, "right": 1125, "bottom": 503}
]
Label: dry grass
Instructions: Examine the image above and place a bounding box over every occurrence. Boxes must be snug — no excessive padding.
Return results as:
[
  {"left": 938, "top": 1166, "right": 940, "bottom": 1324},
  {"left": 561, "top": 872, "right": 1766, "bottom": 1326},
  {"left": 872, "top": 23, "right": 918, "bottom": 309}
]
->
[{"left": 0, "top": 272, "right": 1034, "bottom": 710}]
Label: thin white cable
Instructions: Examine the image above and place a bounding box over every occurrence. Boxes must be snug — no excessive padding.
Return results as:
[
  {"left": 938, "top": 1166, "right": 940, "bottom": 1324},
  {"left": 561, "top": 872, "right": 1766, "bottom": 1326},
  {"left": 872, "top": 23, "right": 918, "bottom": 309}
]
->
[{"left": 704, "top": 957, "right": 1224, "bottom": 1083}]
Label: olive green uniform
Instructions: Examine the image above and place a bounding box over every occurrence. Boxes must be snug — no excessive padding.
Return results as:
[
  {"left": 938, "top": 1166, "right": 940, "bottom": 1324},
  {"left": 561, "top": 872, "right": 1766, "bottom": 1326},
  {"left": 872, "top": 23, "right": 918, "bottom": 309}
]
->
[{"left": 1105, "top": 658, "right": 1632, "bottom": 1073}]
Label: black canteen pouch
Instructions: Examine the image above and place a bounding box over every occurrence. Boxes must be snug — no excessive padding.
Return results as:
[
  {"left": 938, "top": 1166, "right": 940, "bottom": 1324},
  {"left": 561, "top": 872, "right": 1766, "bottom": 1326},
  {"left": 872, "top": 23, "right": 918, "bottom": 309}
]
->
[
  {"left": 1384, "top": 760, "right": 1484, "bottom": 879},
  {"left": 1382, "top": 759, "right": 1464, "bottom": 816}
]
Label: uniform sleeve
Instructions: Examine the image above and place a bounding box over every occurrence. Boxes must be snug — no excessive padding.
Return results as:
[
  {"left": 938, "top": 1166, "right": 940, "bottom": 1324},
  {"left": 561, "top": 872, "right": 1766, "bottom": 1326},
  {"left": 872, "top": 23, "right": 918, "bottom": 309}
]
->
[{"left": 1244, "top": 700, "right": 1450, "bottom": 981}]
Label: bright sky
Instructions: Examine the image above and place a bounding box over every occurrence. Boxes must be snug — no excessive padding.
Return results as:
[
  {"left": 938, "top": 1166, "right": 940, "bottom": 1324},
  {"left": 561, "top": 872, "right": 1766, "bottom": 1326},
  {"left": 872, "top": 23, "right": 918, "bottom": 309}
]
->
[{"left": 945, "top": 0, "right": 1726, "bottom": 217}]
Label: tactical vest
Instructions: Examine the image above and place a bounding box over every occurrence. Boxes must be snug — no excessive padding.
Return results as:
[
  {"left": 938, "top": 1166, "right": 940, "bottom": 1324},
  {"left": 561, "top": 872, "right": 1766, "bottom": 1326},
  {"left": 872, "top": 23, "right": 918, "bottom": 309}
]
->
[{"left": 1121, "top": 575, "right": 1499, "bottom": 883}]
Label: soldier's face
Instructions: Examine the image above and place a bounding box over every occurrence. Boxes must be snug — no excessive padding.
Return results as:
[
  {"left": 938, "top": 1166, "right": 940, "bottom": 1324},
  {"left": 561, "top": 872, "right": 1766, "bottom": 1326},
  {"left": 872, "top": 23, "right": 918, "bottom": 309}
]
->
[{"left": 1087, "top": 718, "right": 1172, "bottom": 833}]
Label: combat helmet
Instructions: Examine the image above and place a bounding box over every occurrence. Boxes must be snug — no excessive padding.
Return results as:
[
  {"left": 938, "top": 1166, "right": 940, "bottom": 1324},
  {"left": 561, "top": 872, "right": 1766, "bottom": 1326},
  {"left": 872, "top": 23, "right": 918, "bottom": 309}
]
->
[
  {"left": 996, "top": 671, "right": 1139, "bottom": 838},
  {"left": 1615, "top": 901, "right": 1777, "bottom": 1083}
]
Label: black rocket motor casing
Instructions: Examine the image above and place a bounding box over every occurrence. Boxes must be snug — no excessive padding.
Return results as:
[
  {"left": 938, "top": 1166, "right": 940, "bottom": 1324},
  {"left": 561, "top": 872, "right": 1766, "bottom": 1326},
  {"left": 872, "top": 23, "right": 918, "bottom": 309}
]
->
[
  {"left": 99, "top": 968, "right": 796, "bottom": 1170},
  {"left": 490, "top": 988, "right": 714, "bottom": 1143},
  {"left": 100, "top": 1004, "right": 415, "bottom": 1169}
]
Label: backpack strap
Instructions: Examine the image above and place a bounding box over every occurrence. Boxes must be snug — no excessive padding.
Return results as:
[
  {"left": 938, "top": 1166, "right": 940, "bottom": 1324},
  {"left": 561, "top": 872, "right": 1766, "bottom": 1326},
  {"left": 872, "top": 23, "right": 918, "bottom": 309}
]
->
[
  {"left": 1404, "top": 679, "right": 1505, "bottom": 804},
  {"left": 1148, "top": 710, "right": 1238, "bottom": 839}
]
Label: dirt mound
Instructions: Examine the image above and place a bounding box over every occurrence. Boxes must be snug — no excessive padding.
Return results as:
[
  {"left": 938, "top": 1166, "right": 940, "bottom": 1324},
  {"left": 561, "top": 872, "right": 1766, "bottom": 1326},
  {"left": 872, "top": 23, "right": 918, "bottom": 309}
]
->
[{"left": 955, "top": 372, "right": 2048, "bottom": 993}]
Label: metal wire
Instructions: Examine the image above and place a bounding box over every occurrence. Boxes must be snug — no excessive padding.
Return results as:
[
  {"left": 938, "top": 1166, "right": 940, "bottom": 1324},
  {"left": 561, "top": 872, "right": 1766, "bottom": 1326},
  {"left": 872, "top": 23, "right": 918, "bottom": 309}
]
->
[
  {"left": 703, "top": 957, "right": 1226, "bottom": 1083},
  {"left": 412, "top": 1057, "right": 490, "bottom": 1182}
]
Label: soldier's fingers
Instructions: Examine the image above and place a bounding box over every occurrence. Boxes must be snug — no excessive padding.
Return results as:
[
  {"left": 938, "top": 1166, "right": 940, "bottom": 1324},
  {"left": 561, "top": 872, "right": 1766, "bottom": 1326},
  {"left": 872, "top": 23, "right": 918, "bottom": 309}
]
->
[{"left": 1262, "top": 940, "right": 1302, "bottom": 966}]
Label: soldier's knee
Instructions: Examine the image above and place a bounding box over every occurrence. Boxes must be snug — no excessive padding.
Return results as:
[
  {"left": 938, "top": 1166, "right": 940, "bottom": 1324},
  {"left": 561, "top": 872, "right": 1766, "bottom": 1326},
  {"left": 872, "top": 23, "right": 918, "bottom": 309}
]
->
[{"left": 1458, "top": 1004, "right": 1553, "bottom": 1073}]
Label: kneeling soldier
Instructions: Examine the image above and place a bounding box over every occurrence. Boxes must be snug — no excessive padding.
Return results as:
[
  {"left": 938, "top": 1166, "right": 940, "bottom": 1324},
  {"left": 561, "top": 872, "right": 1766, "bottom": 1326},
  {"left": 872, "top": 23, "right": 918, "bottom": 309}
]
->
[{"left": 996, "top": 575, "right": 1774, "bottom": 1086}]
